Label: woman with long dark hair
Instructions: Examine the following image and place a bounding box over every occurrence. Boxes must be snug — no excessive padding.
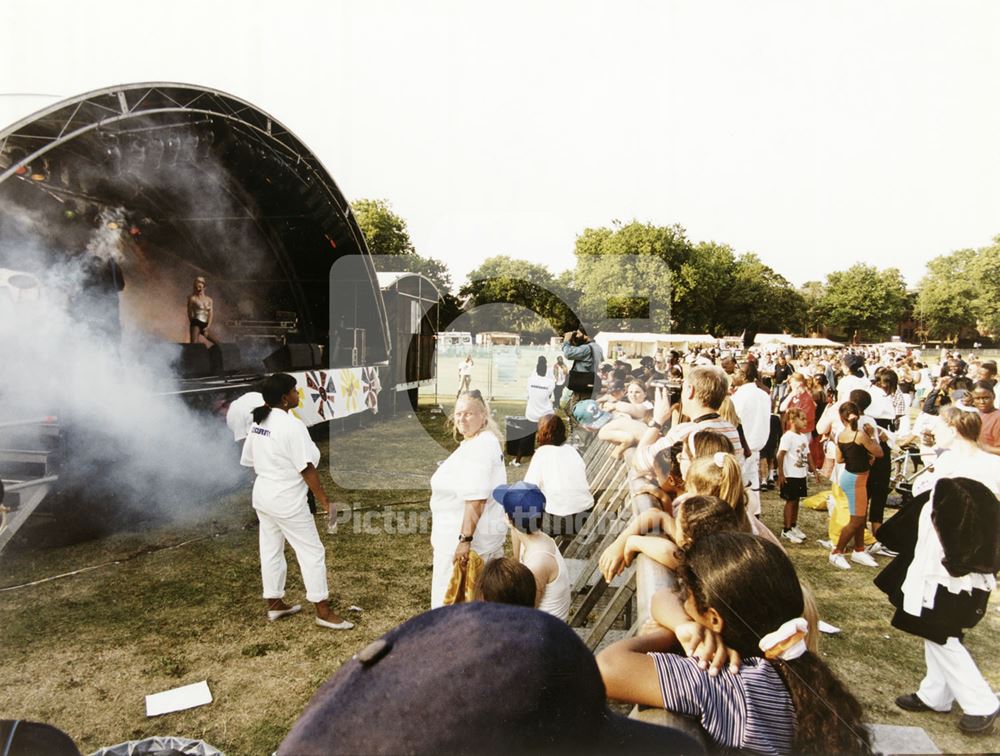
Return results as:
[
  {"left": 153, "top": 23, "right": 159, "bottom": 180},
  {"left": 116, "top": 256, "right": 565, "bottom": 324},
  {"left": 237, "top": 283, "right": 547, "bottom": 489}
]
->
[
  {"left": 596, "top": 532, "right": 872, "bottom": 754},
  {"left": 240, "top": 373, "right": 352, "bottom": 630}
]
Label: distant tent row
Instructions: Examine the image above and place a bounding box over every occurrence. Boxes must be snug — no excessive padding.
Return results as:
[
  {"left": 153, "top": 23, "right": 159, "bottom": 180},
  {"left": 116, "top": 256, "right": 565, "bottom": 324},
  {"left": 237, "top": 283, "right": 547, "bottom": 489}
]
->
[
  {"left": 594, "top": 332, "right": 715, "bottom": 358},
  {"left": 753, "top": 333, "right": 842, "bottom": 348}
]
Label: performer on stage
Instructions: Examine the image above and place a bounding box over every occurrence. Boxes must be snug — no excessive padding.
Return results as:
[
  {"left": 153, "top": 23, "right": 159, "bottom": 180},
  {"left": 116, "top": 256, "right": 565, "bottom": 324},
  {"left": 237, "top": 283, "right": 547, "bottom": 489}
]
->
[{"left": 187, "top": 276, "right": 219, "bottom": 345}]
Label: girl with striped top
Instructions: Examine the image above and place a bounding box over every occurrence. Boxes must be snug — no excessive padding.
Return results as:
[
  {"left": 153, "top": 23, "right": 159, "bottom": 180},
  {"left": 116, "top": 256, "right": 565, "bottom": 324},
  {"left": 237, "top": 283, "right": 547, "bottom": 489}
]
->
[{"left": 597, "top": 532, "right": 872, "bottom": 755}]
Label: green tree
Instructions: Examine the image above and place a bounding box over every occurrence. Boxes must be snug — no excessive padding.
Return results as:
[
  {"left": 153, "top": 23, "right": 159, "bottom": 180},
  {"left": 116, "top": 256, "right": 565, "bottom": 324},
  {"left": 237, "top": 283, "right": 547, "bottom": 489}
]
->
[
  {"left": 572, "top": 221, "right": 688, "bottom": 332},
  {"left": 914, "top": 249, "right": 979, "bottom": 342},
  {"left": 673, "top": 241, "right": 737, "bottom": 334},
  {"left": 720, "top": 253, "right": 806, "bottom": 336},
  {"left": 460, "top": 255, "right": 575, "bottom": 338},
  {"left": 819, "top": 264, "right": 908, "bottom": 342},
  {"left": 968, "top": 236, "right": 1000, "bottom": 339},
  {"left": 351, "top": 197, "right": 461, "bottom": 325},
  {"left": 798, "top": 281, "right": 826, "bottom": 335}
]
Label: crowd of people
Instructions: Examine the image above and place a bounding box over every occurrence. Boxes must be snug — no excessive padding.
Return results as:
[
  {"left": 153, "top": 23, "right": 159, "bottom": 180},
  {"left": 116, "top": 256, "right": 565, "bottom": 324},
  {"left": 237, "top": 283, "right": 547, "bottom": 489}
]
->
[
  {"left": 222, "top": 338, "right": 999, "bottom": 753},
  {"left": 414, "top": 336, "right": 1000, "bottom": 751}
]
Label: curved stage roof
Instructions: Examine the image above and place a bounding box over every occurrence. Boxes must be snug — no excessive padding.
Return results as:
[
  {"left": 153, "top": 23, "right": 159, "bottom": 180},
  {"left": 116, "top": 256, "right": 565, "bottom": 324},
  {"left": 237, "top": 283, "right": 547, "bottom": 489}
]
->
[{"left": 0, "top": 82, "right": 389, "bottom": 359}]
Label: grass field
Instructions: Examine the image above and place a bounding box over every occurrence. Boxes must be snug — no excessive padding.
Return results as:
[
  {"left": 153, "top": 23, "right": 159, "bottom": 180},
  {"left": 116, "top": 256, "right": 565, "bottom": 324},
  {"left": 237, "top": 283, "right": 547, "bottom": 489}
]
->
[{"left": 1, "top": 400, "right": 998, "bottom": 754}]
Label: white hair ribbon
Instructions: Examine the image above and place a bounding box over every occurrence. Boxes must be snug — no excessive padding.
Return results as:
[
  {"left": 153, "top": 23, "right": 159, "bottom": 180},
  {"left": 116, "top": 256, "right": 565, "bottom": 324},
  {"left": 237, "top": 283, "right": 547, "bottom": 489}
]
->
[
  {"left": 713, "top": 452, "right": 726, "bottom": 468},
  {"left": 758, "top": 617, "right": 809, "bottom": 661}
]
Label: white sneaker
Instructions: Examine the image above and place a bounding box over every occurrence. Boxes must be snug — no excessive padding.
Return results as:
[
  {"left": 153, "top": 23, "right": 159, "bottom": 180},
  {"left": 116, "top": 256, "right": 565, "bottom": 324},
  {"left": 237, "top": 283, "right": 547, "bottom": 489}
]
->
[
  {"left": 851, "top": 550, "right": 880, "bottom": 568},
  {"left": 817, "top": 539, "right": 833, "bottom": 550},
  {"left": 790, "top": 526, "right": 807, "bottom": 540},
  {"left": 829, "top": 552, "right": 851, "bottom": 570},
  {"left": 867, "top": 541, "right": 898, "bottom": 558},
  {"left": 781, "top": 529, "right": 805, "bottom": 544}
]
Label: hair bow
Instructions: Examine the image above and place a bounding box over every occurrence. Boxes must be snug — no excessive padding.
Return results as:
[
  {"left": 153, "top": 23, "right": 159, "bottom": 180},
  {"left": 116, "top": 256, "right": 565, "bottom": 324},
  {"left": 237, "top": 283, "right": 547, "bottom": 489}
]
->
[{"left": 758, "top": 617, "right": 809, "bottom": 661}]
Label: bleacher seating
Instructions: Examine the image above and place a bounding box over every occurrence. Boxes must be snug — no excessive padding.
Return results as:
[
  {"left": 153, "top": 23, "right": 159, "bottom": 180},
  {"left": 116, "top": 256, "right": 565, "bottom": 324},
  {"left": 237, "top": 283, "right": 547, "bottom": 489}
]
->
[{"left": 560, "top": 433, "right": 705, "bottom": 744}]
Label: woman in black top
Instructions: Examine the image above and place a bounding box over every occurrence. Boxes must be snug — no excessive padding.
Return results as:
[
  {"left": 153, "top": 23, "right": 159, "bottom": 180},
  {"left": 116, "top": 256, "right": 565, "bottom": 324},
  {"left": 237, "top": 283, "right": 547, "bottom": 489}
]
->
[{"left": 829, "top": 401, "right": 883, "bottom": 570}]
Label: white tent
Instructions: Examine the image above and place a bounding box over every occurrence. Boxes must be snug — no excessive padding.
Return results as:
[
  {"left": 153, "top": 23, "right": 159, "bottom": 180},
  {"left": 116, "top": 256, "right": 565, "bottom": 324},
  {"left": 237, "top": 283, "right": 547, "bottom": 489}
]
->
[
  {"left": 754, "top": 333, "right": 841, "bottom": 348},
  {"left": 594, "top": 331, "right": 715, "bottom": 358}
]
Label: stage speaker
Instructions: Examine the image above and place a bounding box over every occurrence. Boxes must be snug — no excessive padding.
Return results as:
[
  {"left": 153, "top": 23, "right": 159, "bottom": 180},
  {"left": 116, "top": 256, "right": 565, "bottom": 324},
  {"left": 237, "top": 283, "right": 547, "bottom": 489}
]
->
[
  {"left": 175, "top": 343, "right": 211, "bottom": 378},
  {"left": 263, "top": 343, "right": 323, "bottom": 372},
  {"left": 210, "top": 343, "right": 242, "bottom": 374}
]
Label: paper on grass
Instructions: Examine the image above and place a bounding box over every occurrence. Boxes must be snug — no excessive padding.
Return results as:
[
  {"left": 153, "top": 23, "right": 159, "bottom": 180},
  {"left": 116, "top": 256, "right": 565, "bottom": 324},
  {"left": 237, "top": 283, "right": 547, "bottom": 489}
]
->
[
  {"left": 145, "top": 680, "right": 213, "bottom": 717},
  {"left": 818, "top": 620, "right": 841, "bottom": 634}
]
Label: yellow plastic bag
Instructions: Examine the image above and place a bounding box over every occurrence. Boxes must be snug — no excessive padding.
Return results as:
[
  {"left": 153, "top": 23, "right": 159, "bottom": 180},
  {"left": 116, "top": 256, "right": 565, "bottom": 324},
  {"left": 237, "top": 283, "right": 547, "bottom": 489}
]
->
[
  {"left": 827, "top": 483, "right": 876, "bottom": 545},
  {"left": 802, "top": 490, "right": 831, "bottom": 511}
]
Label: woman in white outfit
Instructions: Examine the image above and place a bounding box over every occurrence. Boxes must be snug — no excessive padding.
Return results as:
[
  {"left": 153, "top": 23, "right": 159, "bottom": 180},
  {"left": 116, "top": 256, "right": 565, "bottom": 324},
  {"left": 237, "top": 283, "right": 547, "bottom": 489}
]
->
[
  {"left": 493, "top": 481, "right": 572, "bottom": 622},
  {"left": 524, "top": 414, "right": 594, "bottom": 538},
  {"left": 240, "top": 373, "right": 352, "bottom": 630},
  {"left": 892, "top": 406, "right": 1000, "bottom": 734},
  {"left": 428, "top": 390, "right": 507, "bottom": 608}
]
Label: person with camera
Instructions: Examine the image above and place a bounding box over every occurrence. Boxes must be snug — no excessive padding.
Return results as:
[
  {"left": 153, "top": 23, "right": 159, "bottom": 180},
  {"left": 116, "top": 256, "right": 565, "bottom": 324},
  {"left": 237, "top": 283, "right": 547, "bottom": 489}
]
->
[{"left": 561, "top": 327, "right": 604, "bottom": 425}]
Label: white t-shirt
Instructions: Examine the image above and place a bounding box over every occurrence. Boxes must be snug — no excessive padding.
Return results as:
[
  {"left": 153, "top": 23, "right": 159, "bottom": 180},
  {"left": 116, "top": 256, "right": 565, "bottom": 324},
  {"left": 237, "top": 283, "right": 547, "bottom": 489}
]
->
[
  {"left": 523, "top": 444, "right": 594, "bottom": 517},
  {"left": 428, "top": 432, "right": 507, "bottom": 554},
  {"left": 836, "top": 374, "right": 872, "bottom": 403},
  {"left": 226, "top": 391, "right": 264, "bottom": 441},
  {"left": 778, "top": 431, "right": 811, "bottom": 478},
  {"left": 240, "top": 409, "right": 320, "bottom": 517},
  {"left": 458, "top": 361, "right": 473, "bottom": 377},
  {"left": 732, "top": 384, "right": 771, "bottom": 451},
  {"left": 866, "top": 384, "right": 895, "bottom": 420},
  {"left": 525, "top": 373, "right": 555, "bottom": 422}
]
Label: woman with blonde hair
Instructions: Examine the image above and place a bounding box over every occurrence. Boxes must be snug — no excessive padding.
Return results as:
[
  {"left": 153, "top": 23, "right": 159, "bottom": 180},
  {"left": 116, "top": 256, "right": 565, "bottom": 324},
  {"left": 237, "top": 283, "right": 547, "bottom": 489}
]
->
[
  {"left": 598, "top": 380, "right": 655, "bottom": 458},
  {"left": 685, "top": 452, "right": 783, "bottom": 548},
  {"left": 428, "top": 390, "right": 507, "bottom": 608}
]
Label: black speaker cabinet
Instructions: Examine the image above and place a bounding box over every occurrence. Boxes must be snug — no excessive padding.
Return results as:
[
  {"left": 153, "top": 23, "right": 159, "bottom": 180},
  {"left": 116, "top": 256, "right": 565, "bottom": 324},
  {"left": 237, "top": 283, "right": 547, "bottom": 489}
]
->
[
  {"left": 263, "top": 343, "right": 323, "bottom": 372},
  {"left": 175, "top": 343, "right": 211, "bottom": 378},
  {"left": 210, "top": 343, "right": 242, "bottom": 374}
]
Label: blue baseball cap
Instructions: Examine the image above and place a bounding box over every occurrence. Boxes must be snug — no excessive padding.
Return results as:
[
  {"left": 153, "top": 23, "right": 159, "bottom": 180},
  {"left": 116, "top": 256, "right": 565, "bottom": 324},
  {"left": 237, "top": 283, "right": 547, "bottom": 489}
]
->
[{"left": 492, "top": 481, "right": 546, "bottom": 531}]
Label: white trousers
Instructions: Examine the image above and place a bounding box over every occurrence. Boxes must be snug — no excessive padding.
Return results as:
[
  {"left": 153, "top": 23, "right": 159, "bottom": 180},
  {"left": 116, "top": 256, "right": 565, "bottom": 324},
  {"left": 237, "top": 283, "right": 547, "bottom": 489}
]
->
[
  {"left": 257, "top": 506, "right": 329, "bottom": 604},
  {"left": 744, "top": 451, "right": 762, "bottom": 517},
  {"left": 430, "top": 545, "right": 504, "bottom": 609},
  {"left": 917, "top": 637, "right": 999, "bottom": 716}
]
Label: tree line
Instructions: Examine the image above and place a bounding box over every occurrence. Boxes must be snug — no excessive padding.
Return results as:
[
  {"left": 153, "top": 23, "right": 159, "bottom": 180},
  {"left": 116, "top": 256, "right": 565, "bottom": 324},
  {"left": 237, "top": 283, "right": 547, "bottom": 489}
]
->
[{"left": 353, "top": 198, "right": 999, "bottom": 344}]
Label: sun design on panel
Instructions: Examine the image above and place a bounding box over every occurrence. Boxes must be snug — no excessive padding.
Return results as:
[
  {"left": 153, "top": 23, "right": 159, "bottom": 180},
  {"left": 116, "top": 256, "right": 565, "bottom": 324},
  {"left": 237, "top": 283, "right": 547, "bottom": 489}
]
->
[
  {"left": 306, "top": 371, "right": 336, "bottom": 419},
  {"left": 339, "top": 369, "right": 361, "bottom": 413}
]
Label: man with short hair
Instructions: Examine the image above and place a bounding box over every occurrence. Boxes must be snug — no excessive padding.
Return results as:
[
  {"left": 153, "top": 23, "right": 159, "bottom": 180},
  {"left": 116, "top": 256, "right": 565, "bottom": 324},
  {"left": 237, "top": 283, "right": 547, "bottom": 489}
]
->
[
  {"left": 731, "top": 361, "right": 772, "bottom": 517},
  {"left": 972, "top": 382, "right": 1000, "bottom": 455},
  {"left": 633, "top": 366, "right": 741, "bottom": 477}
]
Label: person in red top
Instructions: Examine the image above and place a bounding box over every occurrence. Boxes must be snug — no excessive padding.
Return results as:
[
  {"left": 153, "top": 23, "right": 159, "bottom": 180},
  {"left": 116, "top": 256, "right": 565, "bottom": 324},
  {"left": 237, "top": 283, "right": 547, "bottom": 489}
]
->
[
  {"left": 780, "top": 373, "right": 820, "bottom": 467},
  {"left": 779, "top": 373, "right": 816, "bottom": 432},
  {"left": 972, "top": 382, "right": 1000, "bottom": 455}
]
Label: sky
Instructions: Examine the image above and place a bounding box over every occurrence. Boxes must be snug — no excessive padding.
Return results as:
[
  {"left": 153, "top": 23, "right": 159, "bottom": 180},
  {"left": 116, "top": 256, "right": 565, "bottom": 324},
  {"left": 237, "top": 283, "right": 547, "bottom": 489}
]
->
[{"left": 2, "top": 0, "right": 999, "bottom": 291}]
